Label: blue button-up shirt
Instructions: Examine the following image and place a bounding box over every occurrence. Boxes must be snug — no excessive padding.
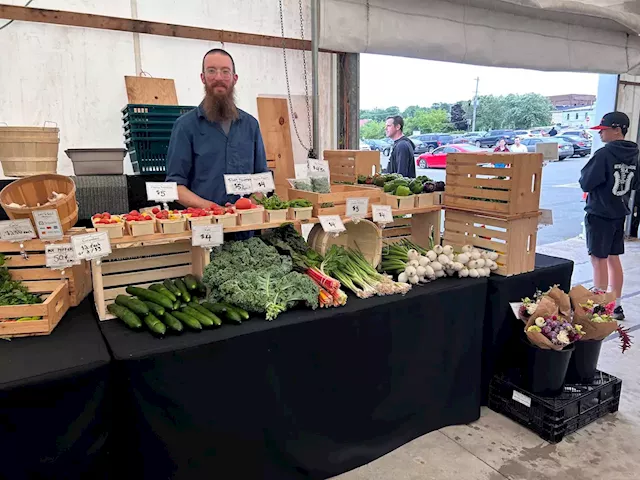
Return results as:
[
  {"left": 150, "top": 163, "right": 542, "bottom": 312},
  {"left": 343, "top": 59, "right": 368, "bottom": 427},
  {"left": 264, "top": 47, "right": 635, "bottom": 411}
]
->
[{"left": 165, "top": 103, "right": 268, "bottom": 205}]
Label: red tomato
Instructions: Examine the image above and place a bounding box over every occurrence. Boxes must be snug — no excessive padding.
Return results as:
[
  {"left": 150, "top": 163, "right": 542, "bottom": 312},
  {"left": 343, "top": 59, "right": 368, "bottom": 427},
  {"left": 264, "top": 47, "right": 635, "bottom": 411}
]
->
[
  {"left": 130, "top": 210, "right": 139, "bottom": 216},
  {"left": 102, "top": 212, "right": 111, "bottom": 219},
  {"left": 151, "top": 207, "right": 160, "bottom": 214},
  {"left": 235, "top": 197, "right": 253, "bottom": 210},
  {"left": 92, "top": 214, "right": 102, "bottom": 219}
]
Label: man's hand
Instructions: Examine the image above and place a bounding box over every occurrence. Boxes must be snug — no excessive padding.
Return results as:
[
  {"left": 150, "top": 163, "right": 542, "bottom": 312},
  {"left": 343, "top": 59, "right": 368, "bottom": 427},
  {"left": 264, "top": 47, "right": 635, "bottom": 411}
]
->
[{"left": 177, "top": 185, "right": 212, "bottom": 209}]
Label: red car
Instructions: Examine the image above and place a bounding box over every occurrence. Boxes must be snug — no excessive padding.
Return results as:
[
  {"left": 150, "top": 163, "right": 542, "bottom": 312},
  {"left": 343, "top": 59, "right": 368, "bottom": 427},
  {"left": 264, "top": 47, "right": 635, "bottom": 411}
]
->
[{"left": 416, "top": 144, "right": 486, "bottom": 169}]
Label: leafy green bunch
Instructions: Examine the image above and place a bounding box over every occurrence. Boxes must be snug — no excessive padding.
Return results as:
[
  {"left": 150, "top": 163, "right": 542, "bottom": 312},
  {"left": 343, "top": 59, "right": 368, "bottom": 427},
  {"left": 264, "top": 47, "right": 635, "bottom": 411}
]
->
[{"left": 0, "top": 254, "right": 43, "bottom": 306}]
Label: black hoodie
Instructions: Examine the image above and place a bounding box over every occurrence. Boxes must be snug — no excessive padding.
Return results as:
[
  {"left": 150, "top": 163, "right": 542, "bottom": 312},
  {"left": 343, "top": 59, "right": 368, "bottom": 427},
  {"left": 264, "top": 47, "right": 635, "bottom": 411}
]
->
[
  {"left": 579, "top": 140, "right": 640, "bottom": 219},
  {"left": 388, "top": 136, "right": 416, "bottom": 178}
]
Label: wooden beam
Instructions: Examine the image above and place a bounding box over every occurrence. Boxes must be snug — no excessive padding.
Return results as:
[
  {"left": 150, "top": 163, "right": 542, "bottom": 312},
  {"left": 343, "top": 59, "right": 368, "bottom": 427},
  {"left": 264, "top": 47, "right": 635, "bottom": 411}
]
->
[
  {"left": 620, "top": 79, "right": 640, "bottom": 88},
  {"left": 0, "top": 4, "right": 338, "bottom": 53}
]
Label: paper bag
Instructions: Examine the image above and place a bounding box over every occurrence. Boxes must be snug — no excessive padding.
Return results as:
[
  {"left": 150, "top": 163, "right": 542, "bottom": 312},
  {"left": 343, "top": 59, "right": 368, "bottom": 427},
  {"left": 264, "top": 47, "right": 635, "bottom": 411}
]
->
[
  {"left": 546, "top": 286, "right": 571, "bottom": 317},
  {"left": 527, "top": 296, "right": 558, "bottom": 322},
  {"left": 569, "top": 285, "right": 615, "bottom": 310},
  {"left": 576, "top": 319, "right": 618, "bottom": 342}
]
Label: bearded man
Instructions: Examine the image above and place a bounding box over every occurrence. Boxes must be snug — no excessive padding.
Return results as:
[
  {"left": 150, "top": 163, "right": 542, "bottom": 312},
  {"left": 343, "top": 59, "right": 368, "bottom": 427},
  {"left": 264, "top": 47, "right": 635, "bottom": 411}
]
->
[{"left": 165, "top": 48, "right": 267, "bottom": 208}]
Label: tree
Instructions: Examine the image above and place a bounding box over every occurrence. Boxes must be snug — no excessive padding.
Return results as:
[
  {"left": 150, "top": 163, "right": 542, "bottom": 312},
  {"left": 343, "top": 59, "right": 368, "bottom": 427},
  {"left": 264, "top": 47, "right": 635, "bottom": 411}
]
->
[
  {"left": 360, "top": 120, "right": 385, "bottom": 139},
  {"left": 405, "top": 109, "right": 449, "bottom": 134},
  {"left": 474, "top": 94, "right": 552, "bottom": 130},
  {"left": 402, "top": 105, "right": 428, "bottom": 118},
  {"left": 360, "top": 106, "right": 400, "bottom": 122},
  {"left": 450, "top": 103, "right": 468, "bottom": 131}
]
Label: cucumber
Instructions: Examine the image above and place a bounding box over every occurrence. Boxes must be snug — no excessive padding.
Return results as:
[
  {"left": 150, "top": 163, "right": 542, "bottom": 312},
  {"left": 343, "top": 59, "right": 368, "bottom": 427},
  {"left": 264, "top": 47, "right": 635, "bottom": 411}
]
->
[
  {"left": 223, "top": 308, "right": 243, "bottom": 325},
  {"left": 126, "top": 286, "right": 174, "bottom": 310},
  {"left": 149, "top": 284, "right": 177, "bottom": 302},
  {"left": 160, "top": 311, "right": 184, "bottom": 333},
  {"left": 201, "top": 302, "right": 226, "bottom": 315},
  {"left": 221, "top": 302, "right": 250, "bottom": 321},
  {"left": 143, "top": 301, "right": 165, "bottom": 317},
  {"left": 174, "top": 278, "right": 191, "bottom": 302},
  {"left": 187, "top": 302, "right": 222, "bottom": 326},
  {"left": 164, "top": 279, "right": 182, "bottom": 297},
  {"left": 115, "top": 295, "right": 149, "bottom": 316},
  {"left": 172, "top": 311, "right": 203, "bottom": 331},
  {"left": 181, "top": 306, "right": 215, "bottom": 328},
  {"left": 202, "top": 302, "right": 241, "bottom": 324},
  {"left": 173, "top": 300, "right": 181, "bottom": 311},
  {"left": 183, "top": 274, "right": 198, "bottom": 291},
  {"left": 143, "top": 313, "right": 166, "bottom": 337},
  {"left": 107, "top": 303, "right": 143, "bottom": 330}
]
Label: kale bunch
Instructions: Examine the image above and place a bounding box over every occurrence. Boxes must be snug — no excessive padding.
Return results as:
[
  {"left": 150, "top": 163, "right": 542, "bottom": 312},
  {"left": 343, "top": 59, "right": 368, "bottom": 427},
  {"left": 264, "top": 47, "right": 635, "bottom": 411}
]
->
[{"left": 0, "top": 254, "right": 43, "bottom": 306}]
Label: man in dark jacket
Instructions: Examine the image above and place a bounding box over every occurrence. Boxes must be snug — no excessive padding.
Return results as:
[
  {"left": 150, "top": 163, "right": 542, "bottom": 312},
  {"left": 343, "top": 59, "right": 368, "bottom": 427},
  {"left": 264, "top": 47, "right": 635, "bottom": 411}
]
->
[
  {"left": 580, "top": 111, "right": 640, "bottom": 320},
  {"left": 385, "top": 115, "right": 416, "bottom": 178}
]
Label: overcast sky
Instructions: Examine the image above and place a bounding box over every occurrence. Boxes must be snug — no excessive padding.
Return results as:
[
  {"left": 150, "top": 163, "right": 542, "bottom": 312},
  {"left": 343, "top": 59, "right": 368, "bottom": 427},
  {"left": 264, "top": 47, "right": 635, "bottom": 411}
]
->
[{"left": 360, "top": 54, "right": 600, "bottom": 110}]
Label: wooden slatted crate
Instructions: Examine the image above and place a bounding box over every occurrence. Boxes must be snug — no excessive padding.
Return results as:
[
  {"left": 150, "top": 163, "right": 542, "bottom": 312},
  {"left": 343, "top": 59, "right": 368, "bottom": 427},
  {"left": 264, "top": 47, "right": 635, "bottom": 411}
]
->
[
  {"left": 92, "top": 238, "right": 209, "bottom": 320},
  {"left": 325, "top": 149, "right": 380, "bottom": 184},
  {"left": 445, "top": 153, "right": 543, "bottom": 217},
  {"left": 287, "top": 184, "right": 381, "bottom": 216},
  {"left": 381, "top": 210, "right": 442, "bottom": 250},
  {"left": 0, "top": 280, "right": 70, "bottom": 337},
  {"left": 444, "top": 209, "right": 538, "bottom": 276},
  {"left": 0, "top": 230, "right": 92, "bottom": 307}
]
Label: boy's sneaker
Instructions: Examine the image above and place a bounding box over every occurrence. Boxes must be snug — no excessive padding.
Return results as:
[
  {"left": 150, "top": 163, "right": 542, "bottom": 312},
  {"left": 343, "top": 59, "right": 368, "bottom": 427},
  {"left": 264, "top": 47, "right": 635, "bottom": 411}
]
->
[{"left": 612, "top": 306, "right": 625, "bottom": 321}]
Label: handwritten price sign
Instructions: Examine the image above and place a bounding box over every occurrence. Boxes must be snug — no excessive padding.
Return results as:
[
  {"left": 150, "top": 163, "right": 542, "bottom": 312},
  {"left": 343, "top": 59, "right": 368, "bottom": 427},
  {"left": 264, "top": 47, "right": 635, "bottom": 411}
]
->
[
  {"left": 0, "top": 219, "right": 36, "bottom": 242},
  {"left": 345, "top": 197, "right": 369, "bottom": 218},
  {"left": 307, "top": 159, "right": 329, "bottom": 176},
  {"left": 192, "top": 224, "right": 224, "bottom": 248},
  {"left": 251, "top": 172, "right": 275, "bottom": 193},
  {"left": 71, "top": 232, "right": 112, "bottom": 261},
  {"left": 45, "top": 243, "right": 80, "bottom": 269},
  {"left": 319, "top": 215, "right": 346, "bottom": 234},
  {"left": 33, "top": 209, "right": 63, "bottom": 240},
  {"left": 224, "top": 174, "right": 253, "bottom": 195},
  {"left": 146, "top": 182, "right": 178, "bottom": 202},
  {"left": 371, "top": 205, "right": 393, "bottom": 224}
]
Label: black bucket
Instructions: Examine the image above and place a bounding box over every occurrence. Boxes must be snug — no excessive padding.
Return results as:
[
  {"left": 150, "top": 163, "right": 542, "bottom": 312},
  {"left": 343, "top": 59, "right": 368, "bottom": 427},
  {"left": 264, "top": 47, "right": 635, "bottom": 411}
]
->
[
  {"left": 566, "top": 339, "right": 603, "bottom": 383},
  {"left": 521, "top": 339, "right": 574, "bottom": 396}
]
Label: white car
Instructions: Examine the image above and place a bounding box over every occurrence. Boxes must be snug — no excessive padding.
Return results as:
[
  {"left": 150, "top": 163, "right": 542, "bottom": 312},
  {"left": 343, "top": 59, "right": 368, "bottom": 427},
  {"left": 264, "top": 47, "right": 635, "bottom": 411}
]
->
[{"left": 359, "top": 140, "right": 371, "bottom": 151}]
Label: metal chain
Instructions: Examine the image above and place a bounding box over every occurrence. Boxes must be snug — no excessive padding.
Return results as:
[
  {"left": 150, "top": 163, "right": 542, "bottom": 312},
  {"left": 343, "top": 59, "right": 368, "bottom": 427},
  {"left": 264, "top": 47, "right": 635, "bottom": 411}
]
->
[{"left": 278, "top": 0, "right": 313, "bottom": 155}]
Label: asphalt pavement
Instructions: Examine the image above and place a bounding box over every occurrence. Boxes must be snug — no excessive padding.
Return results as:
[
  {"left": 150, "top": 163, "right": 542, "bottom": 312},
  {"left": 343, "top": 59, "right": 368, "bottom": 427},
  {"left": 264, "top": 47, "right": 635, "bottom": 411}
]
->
[{"left": 379, "top": 152, "right": 589, "bottom": 246}]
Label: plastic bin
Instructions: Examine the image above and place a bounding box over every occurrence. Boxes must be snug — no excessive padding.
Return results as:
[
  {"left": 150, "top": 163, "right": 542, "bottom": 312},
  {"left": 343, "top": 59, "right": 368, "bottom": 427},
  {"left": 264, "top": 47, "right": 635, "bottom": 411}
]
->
[
  {"left": 127, "top": 140, "right": 170, "bottom": 175},
  {"left": 122, "top": 104, "right": 196, "bottom": 123},
  {"left": 488, "top": 369, "right": 621, "bottom": 443},
  {"left": 66, "top": 148, "right": 126, "bottom": 175}
]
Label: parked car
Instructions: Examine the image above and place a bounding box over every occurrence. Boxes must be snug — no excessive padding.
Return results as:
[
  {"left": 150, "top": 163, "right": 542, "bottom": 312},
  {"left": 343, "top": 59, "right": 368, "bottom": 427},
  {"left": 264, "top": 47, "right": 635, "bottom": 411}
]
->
[
  {"left": 364, "top": 139, "right": 389, "bottom": 152},
  {"left": 415, "top": 144, "right": 486, "bottom": 169},
  {"left": 411, "top": 134, "right": 455, "bottom": 152},
  {"left": 411, "top": 138, "right": 428, "bottom": 155},
  {"left": 520, "top": 137, "right": 574, "bottom": 160},
  {"left": 555, "top": 135, "right": 592, "bottom": 157},
  {"left": 475, "top": 130, "right": 516, "bottom": 147},
  {"left": 514, "top": 129, "right": 542, "bottom": 138},
  {"left": 359, "top": 140, "right": 371, "bottom": 151},
  {"left": 561, "top": 130, "right": 591, "bottom": 139}
]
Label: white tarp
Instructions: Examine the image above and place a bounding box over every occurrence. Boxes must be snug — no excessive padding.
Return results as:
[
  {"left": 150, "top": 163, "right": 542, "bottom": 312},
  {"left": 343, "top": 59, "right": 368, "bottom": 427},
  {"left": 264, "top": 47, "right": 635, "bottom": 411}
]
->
[{"left": 320, "top": 0, "right": 640, "bottom": 74}]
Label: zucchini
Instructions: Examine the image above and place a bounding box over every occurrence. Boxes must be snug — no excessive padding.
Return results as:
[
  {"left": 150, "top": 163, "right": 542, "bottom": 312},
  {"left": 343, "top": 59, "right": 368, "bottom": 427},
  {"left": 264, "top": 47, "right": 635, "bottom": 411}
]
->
[
  {"left": 221, "top": 302, "right": 250, "bottom": 321},
  {"left": 172, "top": 311, "right": 202, "bottom": 331},
  {"left": 181, "top": 306, "right": 215, "bottom": 328},
  {"left": 174, "top": 278, "right": 191, "bottom": 302},
  {"left": 183, "top": 274, "right": 199, "bottom": 291},
  {"left": 143, "top": 313, "right": 166, "bottom": 337},
  {"left": 149, "top": 284, "right": 177, "bottom": 302},
  {"left": 115, "top": 295, "right": 149, "bottom": 316},
  {"left": 164, "top": 279, "right": 182, "bottom": 297},
  {"left": 143, "top": 301, "right": 165, "bottom": 317},
  {"left": 125, "top": 286, "right": 174, "bottom": 310},
  {"left": 107, "top": 303, "right": 143, "bottom": 330},
  {"left": 187, "top": 302, "right": 222, "bottom": 326},
  {"left": 160, "top": 311, "right": 184, "bottom": 333}
]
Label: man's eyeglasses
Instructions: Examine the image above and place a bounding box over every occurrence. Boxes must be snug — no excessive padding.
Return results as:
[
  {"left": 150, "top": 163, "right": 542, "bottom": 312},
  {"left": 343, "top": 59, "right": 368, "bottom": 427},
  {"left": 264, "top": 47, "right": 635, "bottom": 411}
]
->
[{"left": 204, "top": 68, "right": 232, "bottom": 79}]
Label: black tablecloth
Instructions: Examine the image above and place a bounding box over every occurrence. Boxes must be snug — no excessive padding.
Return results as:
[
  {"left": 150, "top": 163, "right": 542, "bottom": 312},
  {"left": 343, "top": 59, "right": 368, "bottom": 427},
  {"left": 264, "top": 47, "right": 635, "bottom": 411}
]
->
[
  {"left": 0, "top": 299, "right": 112, "bottom": 480},
  {"left": 481, "top": 253, "right": 574, "bottom": 404},
  {"left": 100, "top": 277, "right": 488, "bottom": 480}
]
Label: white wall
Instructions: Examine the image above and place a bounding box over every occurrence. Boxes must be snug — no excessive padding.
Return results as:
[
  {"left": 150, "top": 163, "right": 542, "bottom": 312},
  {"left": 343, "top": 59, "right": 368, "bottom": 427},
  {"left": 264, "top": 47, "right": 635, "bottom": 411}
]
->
[{"left": 0, "top": 0, "right": 336, "bottom": 177}]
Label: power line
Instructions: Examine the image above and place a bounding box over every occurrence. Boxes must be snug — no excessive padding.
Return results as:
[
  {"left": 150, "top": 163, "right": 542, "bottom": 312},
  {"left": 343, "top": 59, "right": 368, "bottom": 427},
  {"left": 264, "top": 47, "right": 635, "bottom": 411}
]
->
[{"left": 0, "top": 0, "right": 36, "bottom": 31}]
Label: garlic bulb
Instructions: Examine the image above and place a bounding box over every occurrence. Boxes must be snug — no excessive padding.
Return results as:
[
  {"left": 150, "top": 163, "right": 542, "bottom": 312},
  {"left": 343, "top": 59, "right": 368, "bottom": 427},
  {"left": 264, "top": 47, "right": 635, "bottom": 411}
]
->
[
  {"left": 442, "top": 245, "right": 454, "bottom": 255},
  {"left": 426, "top": 250, "right": 437, "bottom": 262},
  {"left": 433, "top": 245, "right": 444, "bottom": 255},
  {"left": 459, "top": 267, "right": 469, "bottom": 278}
]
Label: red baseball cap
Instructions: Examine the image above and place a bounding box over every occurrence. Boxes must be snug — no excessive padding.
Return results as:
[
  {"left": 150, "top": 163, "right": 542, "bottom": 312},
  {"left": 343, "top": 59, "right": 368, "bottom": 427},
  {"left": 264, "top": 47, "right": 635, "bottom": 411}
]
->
[{"left": 591, "top": 111, "right": 629, "bottom": 130}]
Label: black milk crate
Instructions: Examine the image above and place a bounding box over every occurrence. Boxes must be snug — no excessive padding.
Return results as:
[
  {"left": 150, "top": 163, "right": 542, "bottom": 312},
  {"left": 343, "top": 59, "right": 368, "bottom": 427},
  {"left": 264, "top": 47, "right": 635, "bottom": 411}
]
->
[{"left": 488, "top": 370, "right": 621, "bottom": 443}]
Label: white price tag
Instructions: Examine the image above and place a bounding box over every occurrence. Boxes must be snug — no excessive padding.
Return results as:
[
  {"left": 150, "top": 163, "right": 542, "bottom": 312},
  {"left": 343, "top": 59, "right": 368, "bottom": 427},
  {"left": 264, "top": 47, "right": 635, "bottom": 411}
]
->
[
  {"left": 318, "top": 215, "right": 345, "bottom": 234},
  {"left": 371, "top": 205, "right": 393, "bottom": 224},
  {"left": 32, "top": 209, "right": 63, "bottom": 240},
  {"left": 71, "top": 232, "right": 112, "bottom": 261},
  {"left": 192, "top": 224, "right": 224, "bottom": 248},
  {"left": 345, "top": 197, "right": 369, "bottom": 218},
  {"left": 512, "top": 390, "right": 532, "bottom": 408},
  {"left": 307, "top": 159, "right": 329, "bottom": 176},
  {"left": 146, "top": 182, "right": 178, "bottom": 202},
  {"left": 224, "top": 174, "right": 253, "bottom": 195},
  {"left": 0, "top": 219, "right": 36, "bottom": 242},
  {"left": 251, "top": 172, "right": 276, "bottom": 193},
  {"left": 45, "top": 243, "right": 80, "bottom": 269},
  {"left": 294, "top": 163, "right": 309, "bottom": 179}
]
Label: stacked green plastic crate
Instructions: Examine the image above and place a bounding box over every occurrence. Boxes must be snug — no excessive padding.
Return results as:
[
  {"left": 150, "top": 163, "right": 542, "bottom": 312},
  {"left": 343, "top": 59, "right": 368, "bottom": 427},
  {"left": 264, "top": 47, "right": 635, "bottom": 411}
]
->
[{"left": 122, "top": 104, "right": 196, "bottom": 174}]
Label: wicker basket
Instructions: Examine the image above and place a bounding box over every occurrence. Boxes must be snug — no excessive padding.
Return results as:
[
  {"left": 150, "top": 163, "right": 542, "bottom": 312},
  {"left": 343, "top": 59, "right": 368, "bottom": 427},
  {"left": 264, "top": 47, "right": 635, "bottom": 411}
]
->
[
  {"left": 0, "top": 126, "right": 59, "bottom": 177},
  {"left": 0, "top": 174, "right": 78, "bottom": 232},
  {"left": 307, "top": 218, "right": 382, "bottom": 267}
]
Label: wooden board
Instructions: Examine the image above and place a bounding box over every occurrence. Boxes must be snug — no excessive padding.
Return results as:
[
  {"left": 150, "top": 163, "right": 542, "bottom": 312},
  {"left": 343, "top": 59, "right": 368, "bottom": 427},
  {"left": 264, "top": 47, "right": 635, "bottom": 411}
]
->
[
  {"left": 125, "top": 76, "right": 178, "bottom": 105},
  {"left": 256, "top": 97, "right": 296, "bottom": 200},
  {"left": 325, "top": 150, "right": 380, "bottom": 184}
]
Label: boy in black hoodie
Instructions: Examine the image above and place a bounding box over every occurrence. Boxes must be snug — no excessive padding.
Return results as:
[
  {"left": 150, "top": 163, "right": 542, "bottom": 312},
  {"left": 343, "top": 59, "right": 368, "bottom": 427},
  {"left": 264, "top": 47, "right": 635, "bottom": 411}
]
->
[{"left": 580, "top": 112, "right": 640, "bottom": 320}]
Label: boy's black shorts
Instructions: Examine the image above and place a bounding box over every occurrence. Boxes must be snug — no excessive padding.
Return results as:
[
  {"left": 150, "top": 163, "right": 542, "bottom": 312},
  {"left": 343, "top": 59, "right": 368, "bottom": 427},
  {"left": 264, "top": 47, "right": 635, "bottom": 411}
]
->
[{"left": 585, "top": 213, "right": 625, "bottom": 258}]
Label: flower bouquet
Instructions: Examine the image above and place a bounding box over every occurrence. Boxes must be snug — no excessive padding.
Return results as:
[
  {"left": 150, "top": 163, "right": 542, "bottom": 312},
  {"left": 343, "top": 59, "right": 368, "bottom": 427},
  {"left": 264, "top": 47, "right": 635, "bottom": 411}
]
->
[
  {"left": 525, "top": 315, "right": 584, "bottom": 351},
  {"left": 519, "top": 294, "right": 558, "bottom": 322},
  {"left": 545, "top": 285, "right": 571, "bottom": 317}
]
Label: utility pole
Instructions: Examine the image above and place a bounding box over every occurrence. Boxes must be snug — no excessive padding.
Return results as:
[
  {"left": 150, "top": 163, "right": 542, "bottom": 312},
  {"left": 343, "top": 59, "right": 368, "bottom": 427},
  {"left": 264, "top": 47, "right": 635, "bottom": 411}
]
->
[{"left": 471, "top": 77, "right": 479, "bottom": 132}]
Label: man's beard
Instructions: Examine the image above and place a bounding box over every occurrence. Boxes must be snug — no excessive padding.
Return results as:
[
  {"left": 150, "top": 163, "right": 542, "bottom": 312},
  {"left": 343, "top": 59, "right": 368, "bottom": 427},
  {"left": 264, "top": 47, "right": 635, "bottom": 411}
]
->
[{"left": 203, "top": 82, "right": 239, "bottom": 123}]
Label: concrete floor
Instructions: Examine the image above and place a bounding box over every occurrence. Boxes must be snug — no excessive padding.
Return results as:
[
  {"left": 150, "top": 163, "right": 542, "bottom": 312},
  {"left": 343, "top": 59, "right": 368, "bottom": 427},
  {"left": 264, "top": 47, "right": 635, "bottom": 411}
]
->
[{"left": 333, "top": 237, "right": 640, "bottom": 480}]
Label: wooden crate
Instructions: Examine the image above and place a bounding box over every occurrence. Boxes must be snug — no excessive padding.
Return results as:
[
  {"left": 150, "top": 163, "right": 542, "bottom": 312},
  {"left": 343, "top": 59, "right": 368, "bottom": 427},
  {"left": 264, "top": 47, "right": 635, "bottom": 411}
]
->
[
  {"left": 156, "top": 216, "right": 186, "bottom": 234},
  {"left": 443, "top": 209, "right": 538, "bottom": 276},
  {"left": 92, "top": 216, "right": 125, "bottom": 238},
  {"left": 325, "top": 149, "right": 380, "bottom": 184},
  {"left": 445, "top": 153, "right": 543, "bottom": 217},
  {"left": 381, "top": 210, "right": 441, "bottom": 250},
  {"left": 384, "top": 193, "right": 415, "bottom": 210},
  {"left": 213, "top": 213, "right": 237, "bottom": 228},
  {"left": 125, "top": 219, "right": 156, "bottom": 236},
  {"left": 265, "top": 209, "right": 288, "bottom": 223},
  {"left": 0, "top": 280, "right": 70, "bottom": 337},
  {"left": 288, "top": 185, "right": 381, "bottom": 216},
  {"left": 414, "top": 192, "right": 444, "bottom": 208},
  {"left": 92, "top": 239, "right": 210, "bottom": 320},
  {"left": 288, "top": 206, "right": 313, "bottom": 221},
  {"left": 0, "top": 232, "right": 92, "bottom": 307}
]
